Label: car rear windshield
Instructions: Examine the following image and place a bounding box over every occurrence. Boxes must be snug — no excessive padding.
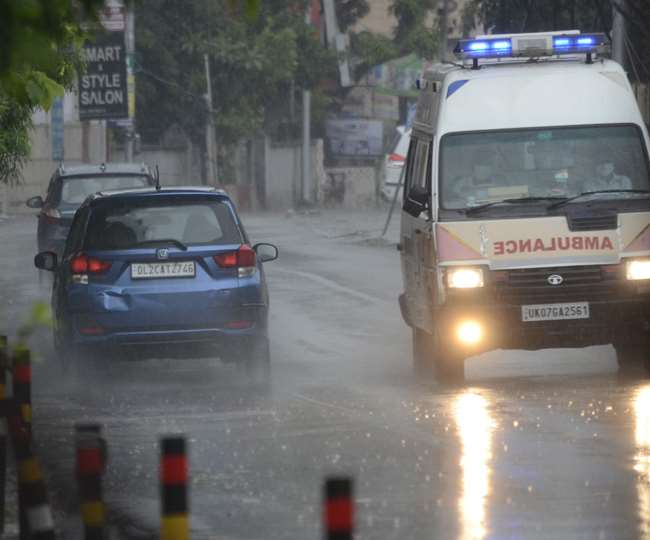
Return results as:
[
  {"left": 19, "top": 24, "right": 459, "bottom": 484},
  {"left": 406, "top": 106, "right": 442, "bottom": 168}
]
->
[
  {"left": 84, "top": 199, "right": 242, "bottom": 250},
  {"left": 58, "top": 175, "right": 151, "bottom": 205}
]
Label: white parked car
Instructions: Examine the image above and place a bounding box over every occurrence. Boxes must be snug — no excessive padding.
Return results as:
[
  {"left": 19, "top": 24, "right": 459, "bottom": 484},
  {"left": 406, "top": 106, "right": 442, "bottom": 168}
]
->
[{"left": 382, "top": 126, "right": 411, "bottom": 201}]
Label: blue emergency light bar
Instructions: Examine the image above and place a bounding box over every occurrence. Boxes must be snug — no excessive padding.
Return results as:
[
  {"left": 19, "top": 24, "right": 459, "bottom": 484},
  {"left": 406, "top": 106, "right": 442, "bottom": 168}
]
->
[{"left": 454, "top": 32, "right": 608, "bottom": 62}]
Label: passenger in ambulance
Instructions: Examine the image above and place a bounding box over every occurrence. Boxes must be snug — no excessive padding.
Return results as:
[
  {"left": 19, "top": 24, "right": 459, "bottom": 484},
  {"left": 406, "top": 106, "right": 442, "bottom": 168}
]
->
[
  {"left": 583, "top": 158, "right": 632, "bottom": 192},
  {"left": 449, "top": 148, "right": 505, "bottom": 205}
]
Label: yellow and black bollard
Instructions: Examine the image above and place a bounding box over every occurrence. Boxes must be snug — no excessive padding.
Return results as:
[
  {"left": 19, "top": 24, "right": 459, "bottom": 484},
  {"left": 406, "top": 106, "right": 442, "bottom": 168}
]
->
[
  {"left": 76, "top": 424, "right": 107, "bottom": 540},
  {"left": 13, "top": 348, "right": 32, "bottom": 440},
  {"left": 8, "top": 402, "right": 55, "bottom": 540},
  {"left": 161, "top": 436, "right": 189, "bottom": 540},
  {"left": 12, "top": 348, "right": 33, "bottom": 540},
  {"left": 323, "top": 476, "right": 354, "bottom": 540}
]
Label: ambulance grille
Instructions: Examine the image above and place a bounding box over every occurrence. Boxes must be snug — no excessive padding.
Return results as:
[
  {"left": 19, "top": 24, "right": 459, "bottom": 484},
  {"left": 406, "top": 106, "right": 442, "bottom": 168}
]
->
[
  {"left": 493, "top": 265, "right": 627, "bottom": 304},
  {"left": 567, "top": 214, "right": 618, "bottom": 231}
]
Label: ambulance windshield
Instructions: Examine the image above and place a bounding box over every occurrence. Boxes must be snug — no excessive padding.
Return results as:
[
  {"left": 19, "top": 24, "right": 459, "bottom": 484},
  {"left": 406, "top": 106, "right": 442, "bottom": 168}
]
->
[{"left": 440, "top": 125, "right": 650, "bottom": 210}]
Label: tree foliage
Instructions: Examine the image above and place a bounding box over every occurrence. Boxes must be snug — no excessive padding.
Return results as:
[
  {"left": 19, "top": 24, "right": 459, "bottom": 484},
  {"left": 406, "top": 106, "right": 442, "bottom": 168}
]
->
[
  {"left": 0, "top": 0, "right": 104, "bottom": 184},
  {"left": 135, "top": 0, "right": 340, "bottom": 149},
  {"left": 350, "top": 0, "right": 438, "bottom": 79},
  {"left": 468, "top": 0, "right": 611, "bottom": 35},
  {"left": 469, "top": 0, "right": 650, "bottom": 81}
]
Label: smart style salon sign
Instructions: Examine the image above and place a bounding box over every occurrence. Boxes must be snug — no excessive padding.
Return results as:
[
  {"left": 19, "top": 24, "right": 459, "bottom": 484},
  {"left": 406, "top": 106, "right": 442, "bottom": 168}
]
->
[{"left": 79, "top": 32, "right": 128, "bottom": 120}]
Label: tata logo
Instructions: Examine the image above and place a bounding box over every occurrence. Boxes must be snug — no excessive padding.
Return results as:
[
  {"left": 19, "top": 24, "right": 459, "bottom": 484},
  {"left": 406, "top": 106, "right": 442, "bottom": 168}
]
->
[
  {"left": 156, "top": 248, "right": 170, "bottom": 260},
  {"left": 547, "top": 274, "right": 564, "bottom": 286}
]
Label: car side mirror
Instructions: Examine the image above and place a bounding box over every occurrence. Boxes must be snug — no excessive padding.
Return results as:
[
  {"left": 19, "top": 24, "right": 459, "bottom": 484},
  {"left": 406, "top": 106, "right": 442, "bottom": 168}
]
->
[
  {"left": 254, "top": 243, "right": 279, "bottom": 263},
  {"left": 34, "top": 252, "right": 57, "bottom": 272},
  {"left": 403, "top": 188, "right": 428, "bottom": 217},
  {"left": 26, "top": 196, "right": 44, "bottom": 209}
]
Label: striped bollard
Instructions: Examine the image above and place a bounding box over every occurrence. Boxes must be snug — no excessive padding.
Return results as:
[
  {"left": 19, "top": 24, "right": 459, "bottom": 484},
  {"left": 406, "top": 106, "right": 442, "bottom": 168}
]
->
[
  {"left": 8, "top": 404, "right": 55, "bottom": 540},
  {"left": 324, "top": 476, "right": 354, "bottom": 540},
  {"left": 76, "top": 424, "right": 107, "bottom": 540},
  {"left": 13, "top": 348, "right": 32, "bottom": 540},
  {"left": 13, "top": 348, "right": 32, "bottom": 440},
  {"left": 0, "top": 336, "right": 7, "bottom": 534},
  {"left": 161, "top": 436, "right": 189, "bottom": 540}
]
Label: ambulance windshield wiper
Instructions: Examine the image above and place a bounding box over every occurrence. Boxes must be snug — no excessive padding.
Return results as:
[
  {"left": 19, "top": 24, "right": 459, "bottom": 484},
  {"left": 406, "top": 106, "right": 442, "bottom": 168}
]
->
[
  {"left": 547, "top": 189, "right": 650, "bottom": 210},
  {"left": 465, "top": 196, "right": 567, "bottom": 216}
]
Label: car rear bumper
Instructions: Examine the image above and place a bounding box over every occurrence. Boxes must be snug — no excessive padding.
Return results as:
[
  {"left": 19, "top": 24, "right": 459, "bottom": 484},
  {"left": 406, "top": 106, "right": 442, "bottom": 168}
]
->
[
  {"left": 435, "top": 297, "right": 650, "bottom": 353},
  {"left": 72, "top": 326, "right": 262, "bottom": 346}
]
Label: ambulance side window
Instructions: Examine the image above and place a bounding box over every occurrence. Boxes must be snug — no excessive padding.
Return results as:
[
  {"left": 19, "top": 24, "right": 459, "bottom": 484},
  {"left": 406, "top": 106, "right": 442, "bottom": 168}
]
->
[{"left": 403, "top": 137, "right": 431, "bottom": 217}]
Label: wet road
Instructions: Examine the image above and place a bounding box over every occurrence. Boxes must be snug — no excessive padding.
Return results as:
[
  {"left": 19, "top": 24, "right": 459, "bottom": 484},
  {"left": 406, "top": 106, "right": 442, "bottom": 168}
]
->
[{"left": 2, "top": 210, "right": 650, "bottom": 539}]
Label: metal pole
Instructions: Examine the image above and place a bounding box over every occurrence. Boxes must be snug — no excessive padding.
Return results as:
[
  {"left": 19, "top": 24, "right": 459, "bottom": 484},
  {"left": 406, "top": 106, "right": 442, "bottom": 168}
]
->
[
  {"left": 125, "top": 1, "right": 136, "bottom": 162},
  {"left": 302, "top": 89, "right": 311, "bottom": 204},
  {"left": 381, "top": 160, "right": 406, "bottom": 237},
  {"left": 439, "top": 0, "right": 449, "bottom": 62},
  {"left": 612, "top": 0, "right": 626, "bottom": 68},
  {"left": 204, "top": 54, "right": 217, "bottom": 185},
  {"left": 301, "top": 4, "right": 312, "bottom": 205}
]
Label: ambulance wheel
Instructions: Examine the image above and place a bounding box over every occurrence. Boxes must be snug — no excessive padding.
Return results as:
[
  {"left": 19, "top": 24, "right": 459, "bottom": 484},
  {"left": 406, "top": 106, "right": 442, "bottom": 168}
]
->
[
  {"left": 615, "top": 344, "right": 650, "bottom": 377},
  {"left": 412, "top": 328, "right": 465, "bottom": 383}
]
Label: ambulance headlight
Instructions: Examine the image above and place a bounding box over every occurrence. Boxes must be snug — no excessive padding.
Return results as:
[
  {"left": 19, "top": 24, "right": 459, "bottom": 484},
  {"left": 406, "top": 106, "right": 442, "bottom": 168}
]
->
[
  {"left": 626, "top": 259, "right": 650, "bottom": 281},
  {"left": 446, "top": 267, "right": 485, "bottom": 289}
]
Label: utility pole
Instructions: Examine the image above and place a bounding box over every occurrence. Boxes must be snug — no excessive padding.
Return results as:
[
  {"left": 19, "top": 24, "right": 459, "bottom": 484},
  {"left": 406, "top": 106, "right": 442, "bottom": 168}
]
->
[
  {"left": 204, "top": 53, "right": 218, "bottom": 185},
  {"left": 301, "top": 5, "right": 312, "bottom": 205},
  {"left": 125, "top": 0, "right": 135, "bottom": 162},
  {"left": 438, "top": 0, "right": 449, "bottom": 62},
  {"left": 612, "top": 0, "right": 626, "bottom": 68}
]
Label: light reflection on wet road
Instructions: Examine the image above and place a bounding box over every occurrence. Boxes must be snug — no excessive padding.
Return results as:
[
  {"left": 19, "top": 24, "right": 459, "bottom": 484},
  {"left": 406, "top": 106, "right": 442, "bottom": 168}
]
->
[{"left": 1, "top": 212, "right": 650, "bottom": 539}]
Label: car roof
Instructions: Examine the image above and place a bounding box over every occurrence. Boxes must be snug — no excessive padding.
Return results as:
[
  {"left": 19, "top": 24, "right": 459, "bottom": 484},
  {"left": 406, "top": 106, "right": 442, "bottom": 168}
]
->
[
  {"left": 87, "top": 186, "right": 230, "bottom": 202},
  {"left": 57, "top": 162, "right": 153, "bottom": 178}
]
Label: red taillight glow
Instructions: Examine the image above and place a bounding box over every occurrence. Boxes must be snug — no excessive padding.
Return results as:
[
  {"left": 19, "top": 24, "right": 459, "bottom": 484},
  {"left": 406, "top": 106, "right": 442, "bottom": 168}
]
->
[
  {"left": 79, "top": 326, "right": 105, "bottom": 336},
  {"left": 214, "top": 245, "right": 256, "bottom": 269},
  {"left": 70, "top": 253, "right": 111, "bottom": 275},
  {"left": 388, "top": 153, "right": 405, "bottom": 163},
  {"left": 224, "top": 320, "right": 253, "bottom": 330},
  {"left": 237, "top": 244, "right": 256, "bottom": 268},
  {"left": 43, "top": 208, "right": 61, "bottom": 225}
]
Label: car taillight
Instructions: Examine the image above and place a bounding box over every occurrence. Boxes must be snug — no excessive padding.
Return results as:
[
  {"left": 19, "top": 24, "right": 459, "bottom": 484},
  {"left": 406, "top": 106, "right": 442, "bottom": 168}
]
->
[
  {"left": 43, "top": 208, "right": 61, "bottom": 225},
  {"left": 214, "top": 245, "right": 257, "bottom": 277},
  {"left": 388, "top": 153, "right": 405, "bottom": 164},
  {"left": 70, "top": 253, "right": 111, "bottom": 275}
]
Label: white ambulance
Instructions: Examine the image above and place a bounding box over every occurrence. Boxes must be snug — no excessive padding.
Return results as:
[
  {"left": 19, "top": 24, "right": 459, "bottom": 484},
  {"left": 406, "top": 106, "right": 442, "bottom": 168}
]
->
[{"left": 398, "top": 31, "right": 650, "bottom": 382}]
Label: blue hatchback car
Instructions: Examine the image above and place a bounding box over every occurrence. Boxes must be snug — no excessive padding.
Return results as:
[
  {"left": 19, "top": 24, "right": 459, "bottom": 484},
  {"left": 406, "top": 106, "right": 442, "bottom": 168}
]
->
[{"left": 34, "top": 187, "right": 278, "bottom": 377}]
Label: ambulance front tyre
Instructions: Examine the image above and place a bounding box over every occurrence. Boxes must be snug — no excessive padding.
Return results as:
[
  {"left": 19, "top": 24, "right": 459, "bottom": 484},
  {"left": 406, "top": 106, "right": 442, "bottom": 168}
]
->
[
  {"left": 615, "top": 344, "right": 650, "bottom": 376},
  {"left": 412, "top": 328, "right": 465, "bottom": 382}
]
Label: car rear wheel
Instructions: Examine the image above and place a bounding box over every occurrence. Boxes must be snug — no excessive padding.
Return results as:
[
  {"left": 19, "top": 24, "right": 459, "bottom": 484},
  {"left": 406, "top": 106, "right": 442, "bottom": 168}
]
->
[
  {"left": 233, "top": 337, "right": 270, "bottom": 386},
  {"left": 413, "top": 328, "right": 465, "bottom": 383}
]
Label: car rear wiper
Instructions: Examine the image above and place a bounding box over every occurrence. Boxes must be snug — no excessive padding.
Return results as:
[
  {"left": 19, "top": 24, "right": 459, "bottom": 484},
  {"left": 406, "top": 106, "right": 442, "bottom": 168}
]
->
[
  {"left": 465, "top": 196, "right": 567, "bottom": 216},
  {"left": 132, "top": 239, "right": 188, "bottom": 251},
  {"left": 547, "top": 189, "right": 650, "bottom": 210}
]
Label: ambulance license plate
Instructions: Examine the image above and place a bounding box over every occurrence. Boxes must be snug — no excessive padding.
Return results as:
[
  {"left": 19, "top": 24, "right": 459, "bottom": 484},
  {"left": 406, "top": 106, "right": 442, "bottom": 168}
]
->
[{"left": 521, "top": 302, "right": 589, "bottom": 322}]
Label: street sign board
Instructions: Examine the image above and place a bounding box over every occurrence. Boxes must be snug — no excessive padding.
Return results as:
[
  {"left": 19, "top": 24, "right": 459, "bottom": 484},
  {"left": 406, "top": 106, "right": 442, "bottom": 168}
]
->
[
  {"left": 79, "top": 32, "right": 128, "bottom": 120},
  {"left": 100, "top": 0, "right": 126, "bottom": 31},
  {"left": 325, "top": 119, "right": 384, "bottom": 157},
  {"left": 51, "top": 97, "right": 64, "bottom": 161}
]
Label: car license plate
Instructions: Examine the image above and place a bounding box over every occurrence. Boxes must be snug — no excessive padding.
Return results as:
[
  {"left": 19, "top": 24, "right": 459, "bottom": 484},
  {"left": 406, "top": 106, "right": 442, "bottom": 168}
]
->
[
  {"left": 131, "top": 261, "right": 196, "bottom": 279},
  {"left": 521, "top": 302, "right": 590, "bottom": 322}
]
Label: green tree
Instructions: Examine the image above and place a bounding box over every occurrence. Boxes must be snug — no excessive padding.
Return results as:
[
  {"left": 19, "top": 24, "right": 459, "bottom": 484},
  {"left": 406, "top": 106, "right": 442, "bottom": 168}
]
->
[
  {"left": 350, "top": 0, "right": 438, "bottom": 79},
  {"left": 468, "top": 0, "right": 611, "bottom": 34},
  {"left": 469, "top": 0, "right": 650, "bottom": 81},
  {"left": 0, "top": 0, "right": 104, "bottom": 184},
  {"left": 135, "top": 0, "right": 341, "bottom": 174}
]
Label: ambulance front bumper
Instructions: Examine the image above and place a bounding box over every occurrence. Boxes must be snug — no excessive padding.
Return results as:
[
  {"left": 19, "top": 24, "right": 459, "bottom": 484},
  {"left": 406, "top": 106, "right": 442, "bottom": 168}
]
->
[{"left": 436, "top": 295, "right": 650, "bottom": 352}]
